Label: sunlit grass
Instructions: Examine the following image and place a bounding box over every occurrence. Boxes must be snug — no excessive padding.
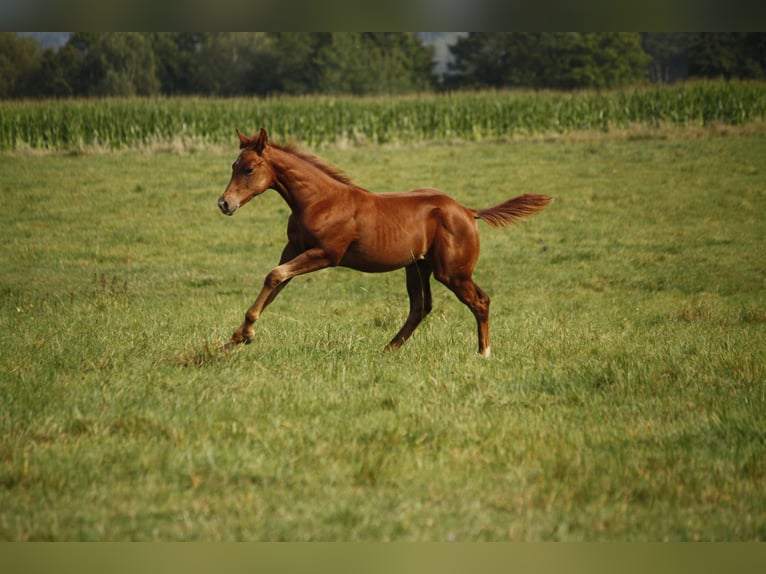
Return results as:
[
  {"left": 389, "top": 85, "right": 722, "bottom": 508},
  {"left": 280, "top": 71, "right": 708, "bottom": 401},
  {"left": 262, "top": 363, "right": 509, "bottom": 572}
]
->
[{"left": 1, "top": 135, "right": 764, "bottom": 540}]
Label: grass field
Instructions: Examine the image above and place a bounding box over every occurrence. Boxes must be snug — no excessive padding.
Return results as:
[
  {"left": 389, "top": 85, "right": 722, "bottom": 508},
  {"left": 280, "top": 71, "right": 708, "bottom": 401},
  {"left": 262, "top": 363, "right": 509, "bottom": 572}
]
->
[{"left": 1, "top": 132, "right": 765, "bottom": 540}]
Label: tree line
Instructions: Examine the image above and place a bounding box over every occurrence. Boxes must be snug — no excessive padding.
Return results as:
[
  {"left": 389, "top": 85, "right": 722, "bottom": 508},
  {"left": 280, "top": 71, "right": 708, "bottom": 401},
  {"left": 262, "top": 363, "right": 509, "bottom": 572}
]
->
[{"left": 2, "top": 32, "right": 765, "bottom": 99}]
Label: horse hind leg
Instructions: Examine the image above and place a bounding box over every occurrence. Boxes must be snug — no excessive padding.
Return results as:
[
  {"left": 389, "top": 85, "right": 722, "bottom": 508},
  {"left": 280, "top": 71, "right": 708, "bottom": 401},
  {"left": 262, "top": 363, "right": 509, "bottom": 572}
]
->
[
  {"left": 385, "top": 261, "right": 432, "bottom": 351},
  {"left": 441, "top": 275, "right": 491, "bottom": 357}
]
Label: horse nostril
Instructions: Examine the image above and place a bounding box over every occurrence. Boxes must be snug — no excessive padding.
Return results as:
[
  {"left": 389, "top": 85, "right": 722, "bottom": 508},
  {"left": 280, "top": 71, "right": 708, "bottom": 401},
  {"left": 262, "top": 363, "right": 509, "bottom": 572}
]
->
[{"left": 218, "top": 198, "right": 229, "bottom": 213}]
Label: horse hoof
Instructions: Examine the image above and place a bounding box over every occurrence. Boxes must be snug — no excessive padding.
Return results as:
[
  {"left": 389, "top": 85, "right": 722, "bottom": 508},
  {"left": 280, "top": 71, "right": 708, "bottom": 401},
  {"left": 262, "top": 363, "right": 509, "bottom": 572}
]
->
[{"left": 223, "top": 336, "right": 247, "bottom": 351}]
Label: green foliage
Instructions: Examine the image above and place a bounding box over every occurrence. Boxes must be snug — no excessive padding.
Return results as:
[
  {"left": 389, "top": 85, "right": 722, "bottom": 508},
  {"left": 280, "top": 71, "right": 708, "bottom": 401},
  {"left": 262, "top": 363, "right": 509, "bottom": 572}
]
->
[
  {"left": 689, "top": 33, "right": 766, "bottom": 80},
  {"left": 6, "top": 33, "right": 766, "bottom": 98},
  {"left": 447, "top": 33, "right": 651, "bottom": 89},
  {"left": 1, "top": 136, "right": 764, "bottom": 540},
  {"left": 574, "top": 33, "right": 651, "bottom": 89},
  {"left": 0, "top": 33, "right": 42, "bottom": 97},
  {"left": 98, "top": 33, "right": 161, "bottom": 97},
  {"left": 641, "top": 33, "right": 695, "bottom": 83},
  {"left": 1, "top": 82, "right": 764, "bottom": 151},
  {"left": 192, "top": 33, "right": 274, "bottom": 96},
  {"left": 4, "top": 32, "right": 435, "bottom": 98},
  {"left": 316, "top": 33, "right": 435, "bottom": 95}
]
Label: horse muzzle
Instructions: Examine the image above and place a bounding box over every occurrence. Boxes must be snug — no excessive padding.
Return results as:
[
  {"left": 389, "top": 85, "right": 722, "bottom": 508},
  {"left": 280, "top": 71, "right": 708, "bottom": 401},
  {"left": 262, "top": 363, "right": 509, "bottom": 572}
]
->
[{"left": 218, "top": 197, "right": 238, "bottom": 216}]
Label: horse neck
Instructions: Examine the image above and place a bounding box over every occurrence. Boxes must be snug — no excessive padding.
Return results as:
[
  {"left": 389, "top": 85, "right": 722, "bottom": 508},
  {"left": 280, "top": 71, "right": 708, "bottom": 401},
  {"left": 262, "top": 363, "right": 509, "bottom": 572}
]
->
[{"left": 268, "top": 147, "right": 350, "bottom": 212}]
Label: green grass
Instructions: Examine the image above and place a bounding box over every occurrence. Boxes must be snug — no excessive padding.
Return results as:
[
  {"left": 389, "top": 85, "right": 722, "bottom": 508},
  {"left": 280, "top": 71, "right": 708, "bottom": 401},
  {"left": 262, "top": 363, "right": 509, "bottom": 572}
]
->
[{"left": 1, "top": 134, "right": 765, "bottom": 540}]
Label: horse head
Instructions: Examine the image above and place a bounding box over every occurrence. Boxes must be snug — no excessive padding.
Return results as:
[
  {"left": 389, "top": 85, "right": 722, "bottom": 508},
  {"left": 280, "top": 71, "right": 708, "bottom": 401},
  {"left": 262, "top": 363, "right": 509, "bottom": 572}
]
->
[{"left": 218, "top": 128, "right": 274, "bottom": 216}]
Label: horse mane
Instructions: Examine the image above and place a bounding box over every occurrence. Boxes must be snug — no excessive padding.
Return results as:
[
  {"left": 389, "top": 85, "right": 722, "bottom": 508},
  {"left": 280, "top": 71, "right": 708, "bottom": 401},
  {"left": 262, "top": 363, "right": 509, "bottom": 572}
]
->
[{"left": 271, "top": 142, "right": 355, "bottom": 186}]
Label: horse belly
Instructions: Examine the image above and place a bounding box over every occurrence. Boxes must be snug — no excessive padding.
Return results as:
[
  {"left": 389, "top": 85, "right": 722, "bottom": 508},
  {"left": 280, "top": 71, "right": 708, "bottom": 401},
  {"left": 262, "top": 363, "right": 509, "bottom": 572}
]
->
[
  {"left": 341, "top": 220, "right": 432, "bottom": 272},
  {"left": 340, "top": 238, "right": 428, "bottom": 272}
]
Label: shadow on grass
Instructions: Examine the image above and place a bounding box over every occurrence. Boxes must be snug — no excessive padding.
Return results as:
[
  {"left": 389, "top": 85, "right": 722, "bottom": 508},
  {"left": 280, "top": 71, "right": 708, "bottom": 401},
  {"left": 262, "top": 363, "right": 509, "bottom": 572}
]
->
[{"left": 173, "top": 338, "right": 233, "bottom": 368}]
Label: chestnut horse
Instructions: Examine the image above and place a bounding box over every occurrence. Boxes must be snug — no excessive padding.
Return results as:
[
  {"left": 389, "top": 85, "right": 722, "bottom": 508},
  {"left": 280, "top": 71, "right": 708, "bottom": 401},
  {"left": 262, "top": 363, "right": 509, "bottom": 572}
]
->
[{"left": 218, "top": 128, "right": 551, "bottom": 357}]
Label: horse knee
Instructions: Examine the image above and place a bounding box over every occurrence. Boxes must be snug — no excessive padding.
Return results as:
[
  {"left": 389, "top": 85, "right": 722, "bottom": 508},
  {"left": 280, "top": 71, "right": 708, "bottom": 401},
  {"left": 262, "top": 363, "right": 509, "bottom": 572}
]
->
[{"left": 264, "top": 268, "right": 287, "bottom": 290}]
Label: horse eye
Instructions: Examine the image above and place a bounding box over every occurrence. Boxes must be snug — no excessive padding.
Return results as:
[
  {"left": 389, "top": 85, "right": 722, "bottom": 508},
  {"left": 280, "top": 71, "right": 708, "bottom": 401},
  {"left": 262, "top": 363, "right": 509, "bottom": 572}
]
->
[{"left": 244, "top": 167, "right": 254, "bottom": 175}]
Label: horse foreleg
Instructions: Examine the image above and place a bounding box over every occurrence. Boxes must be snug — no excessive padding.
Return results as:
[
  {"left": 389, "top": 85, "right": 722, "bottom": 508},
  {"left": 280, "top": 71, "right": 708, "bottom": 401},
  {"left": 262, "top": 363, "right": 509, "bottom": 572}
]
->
[
  {"left": 259, "top": 242, "right": 299, "bottom": 309},
  {"left": 227, "top": 247, "right": 331, "bottom": 348},
  {"left": 385, "top": 261, "right": 433, "bottom": 351}
]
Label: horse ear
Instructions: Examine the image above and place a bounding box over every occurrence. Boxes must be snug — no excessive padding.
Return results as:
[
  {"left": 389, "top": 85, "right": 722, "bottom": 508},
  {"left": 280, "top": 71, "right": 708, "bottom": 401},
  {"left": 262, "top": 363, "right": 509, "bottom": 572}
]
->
[
  {"left": 236, "top": 129, "right": 250, "bottom": 149},
  {"left": 253, "top": 128, "right": 268, "bottom": 154}
]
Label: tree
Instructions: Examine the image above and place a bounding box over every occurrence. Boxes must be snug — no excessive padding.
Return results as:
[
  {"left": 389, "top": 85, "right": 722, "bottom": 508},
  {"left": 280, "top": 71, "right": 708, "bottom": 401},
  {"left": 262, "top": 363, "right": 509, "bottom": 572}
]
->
[
  {"left": 65, "top": 32, "right": 160, "bottom": 96},
  {"left": 315, "top": 33, "right": 434, "bottom": 95},
  {"left": 379, "top": 32, "right": 435, "bottom": 93},
  {"left": 149, "top": 33, "right": 206, "bottom": 95},
  {"left": 446, "top": 32, "right": 533, "bottom": 88},
  {"left": 267, "top": 32, "right": 329, "bottom": 95},
  {"left": 572, "top": 33, "right": 651, "bottom": 89},
  {"left": 740, "top": 33, "right": 766, "bottom": 78},
  {"left": 688, "top": 33, "right": 766, "bottom": 79},
  {"left": 0, "top": 33, "right": 42, "bottom": 97},
  {"left": 96, "top": 33, "right": 160, "bottom": 96},
  {"left": 446, "top": 33, "right": 650, "bottom": 90},
  {"left": 641, "top": 33, "right": 696, "bottom": 83},
  {"left": 28, "top": 45, "right": 78, "bottom": 97},
  {"left": 194, "top": 33, "right": 275, "bottom": 96}
]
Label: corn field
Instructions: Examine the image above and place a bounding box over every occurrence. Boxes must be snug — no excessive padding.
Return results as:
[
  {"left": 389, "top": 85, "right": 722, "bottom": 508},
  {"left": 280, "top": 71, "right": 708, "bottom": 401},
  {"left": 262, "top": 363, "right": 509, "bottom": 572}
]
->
[{"left": 1, "top": 81, "right": 765, "bottom": 150}]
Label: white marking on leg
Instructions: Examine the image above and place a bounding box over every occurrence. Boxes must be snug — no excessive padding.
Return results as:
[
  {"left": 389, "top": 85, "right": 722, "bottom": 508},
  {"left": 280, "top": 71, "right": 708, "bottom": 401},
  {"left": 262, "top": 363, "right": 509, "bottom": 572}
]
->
[{"left": 480, "top": 346, "right": 491, "bottom": 358}]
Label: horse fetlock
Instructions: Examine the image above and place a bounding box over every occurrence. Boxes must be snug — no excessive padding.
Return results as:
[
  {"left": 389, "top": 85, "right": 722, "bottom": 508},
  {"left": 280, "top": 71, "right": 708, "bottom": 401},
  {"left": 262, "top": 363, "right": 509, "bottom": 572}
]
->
[
  {"left": 242, "top": 323, "right": 255, "bottom": 343},
  {"left": 231, "top": 323, "right": 255, "bottom": 345}
]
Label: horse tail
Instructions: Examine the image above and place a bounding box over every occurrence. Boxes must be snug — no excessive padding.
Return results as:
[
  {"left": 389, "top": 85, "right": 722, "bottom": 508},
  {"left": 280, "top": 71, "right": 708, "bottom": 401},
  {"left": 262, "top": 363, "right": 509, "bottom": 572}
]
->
[{"left": 473, "top": 194, "right": 552, "bottom": 228}]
